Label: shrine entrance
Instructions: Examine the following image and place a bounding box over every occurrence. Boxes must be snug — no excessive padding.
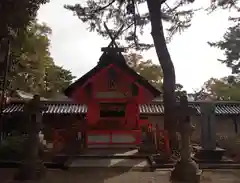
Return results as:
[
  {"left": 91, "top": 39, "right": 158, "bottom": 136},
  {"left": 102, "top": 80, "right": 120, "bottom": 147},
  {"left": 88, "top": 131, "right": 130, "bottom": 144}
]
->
[{"left": 85, "top": 101, "right": 141, "bottom": 148}]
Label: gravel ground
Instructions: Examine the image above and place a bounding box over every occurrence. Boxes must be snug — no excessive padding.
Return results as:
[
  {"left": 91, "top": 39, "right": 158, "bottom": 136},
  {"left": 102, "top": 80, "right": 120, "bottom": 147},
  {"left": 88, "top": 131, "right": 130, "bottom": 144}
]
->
[{"left": 1, "top": 168, "right": 240, "bottom": 183}]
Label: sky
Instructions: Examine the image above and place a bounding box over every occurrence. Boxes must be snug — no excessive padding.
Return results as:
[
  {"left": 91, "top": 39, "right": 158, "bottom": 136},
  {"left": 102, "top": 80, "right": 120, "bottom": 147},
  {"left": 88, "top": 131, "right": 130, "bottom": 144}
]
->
[{"left": 37, "top": 0, "right": 235, "bottom": 92}]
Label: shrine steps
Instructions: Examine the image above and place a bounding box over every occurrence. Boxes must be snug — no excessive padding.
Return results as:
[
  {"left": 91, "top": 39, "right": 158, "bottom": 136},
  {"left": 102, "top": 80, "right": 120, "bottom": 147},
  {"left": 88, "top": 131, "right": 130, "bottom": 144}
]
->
[
  {"left": 66, "top": 158, "right": 152, "bottom": 171},
  {"left": 61, "top": 148, "right": 152, "bottom": 171},
  {"left": 82, "top": 148, "right": 140, "bottom": 156},
  {"left": 54, "top": 148, "right": 150, "bottom": 163},
  {"left": 68, "top": 148, "right": 149, "bottom": 159}
]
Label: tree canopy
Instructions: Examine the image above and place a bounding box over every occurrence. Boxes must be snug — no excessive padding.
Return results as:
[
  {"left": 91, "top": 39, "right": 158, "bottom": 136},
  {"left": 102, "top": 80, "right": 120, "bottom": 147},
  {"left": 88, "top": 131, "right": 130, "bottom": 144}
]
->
[
  {"left": 208, "top": 3, "right": 240, "bottom": 75},
  {"left": 65, "top": 0, "right": 196, "bottom": 50},
  {"left": 206, "top": 5, "right": 240, "bottom": 101},
  {"left": 0, "top": 0, "right": 49, "bottom": 39},
  {"left": 196, "top": 77, "right": 240, "bottom": 101},
  {"left": 7, "top": 21, "right": 75, "bottom": 98},
  {"left": 209, "top": 19, "right": 240, "bottom": 74}
]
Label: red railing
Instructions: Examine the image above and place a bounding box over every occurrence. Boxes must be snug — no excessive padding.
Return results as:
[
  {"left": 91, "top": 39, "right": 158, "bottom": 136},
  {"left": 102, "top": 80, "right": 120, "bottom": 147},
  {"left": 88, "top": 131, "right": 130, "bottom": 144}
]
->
[
  {"left": 52, "top": 129, "right": 66, "bottom": 152},
  {"left": 148, "top": 125, "right": 170, "bottom": 155}
]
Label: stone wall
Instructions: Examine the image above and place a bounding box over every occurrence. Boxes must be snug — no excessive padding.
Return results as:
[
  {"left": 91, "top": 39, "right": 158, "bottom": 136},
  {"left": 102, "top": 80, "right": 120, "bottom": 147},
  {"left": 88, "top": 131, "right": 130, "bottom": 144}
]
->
[{"left": 146, "top": 115, "right": 240, "bottom": 143}]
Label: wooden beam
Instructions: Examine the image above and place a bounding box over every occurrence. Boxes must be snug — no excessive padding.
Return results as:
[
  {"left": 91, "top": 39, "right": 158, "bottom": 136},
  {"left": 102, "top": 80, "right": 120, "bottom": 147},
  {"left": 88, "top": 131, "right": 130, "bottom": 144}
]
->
[
  {"left": 101, "top": 47, "right": 125, "bottom": 52},
  {"left": 103, "top": 23, "right": 124, "bottom": 48}
]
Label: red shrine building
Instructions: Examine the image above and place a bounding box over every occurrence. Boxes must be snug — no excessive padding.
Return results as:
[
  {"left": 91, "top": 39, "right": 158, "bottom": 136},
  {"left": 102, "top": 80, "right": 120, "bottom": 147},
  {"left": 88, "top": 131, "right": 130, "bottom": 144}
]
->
[
  {"left": 63, "top": 47, "right": 161, "bottom": 148},
  {"left": 2, "top": 46, "right": 163, "bottom": 152},
  {"left": 3, "top": 47, "right": 240, "bottom": 153}
]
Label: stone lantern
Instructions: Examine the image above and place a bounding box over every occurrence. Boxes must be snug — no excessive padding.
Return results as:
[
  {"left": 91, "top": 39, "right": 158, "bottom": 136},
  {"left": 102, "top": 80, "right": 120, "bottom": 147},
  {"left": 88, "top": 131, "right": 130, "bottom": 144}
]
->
[
  {"left": 14, "top": 95, "right": 47, "bottom": 180},
  {"left": 171, "top": 95, "right": 202, "bottom": 183}
]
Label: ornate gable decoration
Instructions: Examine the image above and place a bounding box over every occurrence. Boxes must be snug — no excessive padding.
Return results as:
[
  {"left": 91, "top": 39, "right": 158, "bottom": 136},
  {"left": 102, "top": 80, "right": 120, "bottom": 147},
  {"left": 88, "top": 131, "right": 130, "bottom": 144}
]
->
[
  {"left": 101, "top": 23, "right": 125, "bottom": 53},
  {"left": 108, "top": 68, "right": 117, "bottom": 90}
]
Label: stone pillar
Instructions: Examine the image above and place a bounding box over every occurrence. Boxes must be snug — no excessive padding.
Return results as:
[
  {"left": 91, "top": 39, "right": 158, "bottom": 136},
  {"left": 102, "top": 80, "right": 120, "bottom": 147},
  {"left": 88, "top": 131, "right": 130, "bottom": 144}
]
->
[
  {"left": 194, "top": 102, "right": 225, "bottom": 161},
  {"left": 200, "top": 102, "right": 216, "bottom": 150}
]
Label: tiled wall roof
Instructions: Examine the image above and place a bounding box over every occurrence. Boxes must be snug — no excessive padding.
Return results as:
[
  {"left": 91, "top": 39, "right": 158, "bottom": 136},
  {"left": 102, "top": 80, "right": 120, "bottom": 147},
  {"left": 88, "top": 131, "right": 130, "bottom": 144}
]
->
[{"left": 3, "top": 102, "right": 240, "bottom": 115}]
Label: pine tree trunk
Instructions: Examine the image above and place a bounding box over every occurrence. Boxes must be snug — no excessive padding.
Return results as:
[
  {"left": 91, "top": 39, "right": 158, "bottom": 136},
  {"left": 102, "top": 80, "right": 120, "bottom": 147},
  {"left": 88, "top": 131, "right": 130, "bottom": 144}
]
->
[{"left": 146, "top": 0, "right": 178, "bottom": 150}]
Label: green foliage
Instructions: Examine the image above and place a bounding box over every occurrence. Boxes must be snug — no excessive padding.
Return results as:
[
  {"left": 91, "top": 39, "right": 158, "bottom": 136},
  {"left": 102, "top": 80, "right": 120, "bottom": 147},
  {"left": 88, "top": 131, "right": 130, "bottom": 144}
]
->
[
  {"left": 64, "top": 0, "right": 238, "bottom": 49},
  {"left": 207, "top": 0, "right": 240, "bottom": 13},
  {"left": 7, "top": 21, "right": 75, "bottom": 98},
  {"left": 125, "top": 52, "right": 163, "bottom": 90},
  {"left": 209, "top": 23, "right": 240, "bottom": 74},
  {"left": 0, "top": 0, "right": 49, "bottom": 39},
  {"left": 206, "top": 9, "right": 240, "bottom": 101},
  {"left": 125, "top": 52, "right": 186, "bottom": 97},
  {"left": 196, "top": 77, "right": 240, "bottom": 101},
  {"left": 200, "top": 2, "right": 240, "bottom": 101},
  {"left": 208, "top": 0, "right": 240, "bottom": 76},
  {"left": 0, "top": 134, "right": 28, "bottom": 160},
  {"left": 64, "top": 0, "right": 196, "bottom": 50},
  {"left": 175, "top": 83, "right": 187, "bottom": 100}
]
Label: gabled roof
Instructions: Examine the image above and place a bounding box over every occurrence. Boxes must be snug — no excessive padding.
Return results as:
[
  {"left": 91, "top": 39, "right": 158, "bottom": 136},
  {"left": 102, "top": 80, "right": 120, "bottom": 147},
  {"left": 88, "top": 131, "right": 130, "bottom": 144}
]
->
[{"left": 64, "top": 51, "right": 161, "bottom": 98}]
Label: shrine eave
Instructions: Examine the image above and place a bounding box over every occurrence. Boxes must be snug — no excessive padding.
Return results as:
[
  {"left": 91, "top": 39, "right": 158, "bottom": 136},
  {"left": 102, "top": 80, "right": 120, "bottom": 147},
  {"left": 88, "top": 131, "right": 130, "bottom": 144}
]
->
[{"left": 64, "top": 54, "right": 161, "bottom": 98}]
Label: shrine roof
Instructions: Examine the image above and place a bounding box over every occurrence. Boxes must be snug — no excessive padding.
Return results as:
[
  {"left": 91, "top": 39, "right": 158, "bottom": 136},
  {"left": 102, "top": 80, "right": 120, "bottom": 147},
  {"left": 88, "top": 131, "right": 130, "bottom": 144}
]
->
[
  {"left": 64, "top": 52, "right": 161, "bottom": 98},
  {"left": 3, "top": 100, "right": 240, "bottom": 116}
]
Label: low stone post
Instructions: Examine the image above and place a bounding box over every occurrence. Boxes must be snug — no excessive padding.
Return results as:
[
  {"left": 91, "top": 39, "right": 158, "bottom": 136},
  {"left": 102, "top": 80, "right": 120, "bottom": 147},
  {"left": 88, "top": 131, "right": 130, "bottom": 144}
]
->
[{"left": 171, "top": 95, "right": 202, "bottom": 183}]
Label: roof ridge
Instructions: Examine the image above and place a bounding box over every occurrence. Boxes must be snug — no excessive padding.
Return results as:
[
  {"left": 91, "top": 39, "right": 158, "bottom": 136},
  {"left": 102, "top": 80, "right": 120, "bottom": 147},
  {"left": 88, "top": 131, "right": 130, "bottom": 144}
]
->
[{"left": 7, "top": 99, "right": 240, "bottom": 105}]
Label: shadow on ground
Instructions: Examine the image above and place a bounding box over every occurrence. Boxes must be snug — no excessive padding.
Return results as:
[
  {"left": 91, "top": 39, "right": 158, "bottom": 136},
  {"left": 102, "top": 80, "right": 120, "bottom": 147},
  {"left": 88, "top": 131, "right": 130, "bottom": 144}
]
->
[{"left": 2, "top": 168, "right": 240, "bottom": 183}]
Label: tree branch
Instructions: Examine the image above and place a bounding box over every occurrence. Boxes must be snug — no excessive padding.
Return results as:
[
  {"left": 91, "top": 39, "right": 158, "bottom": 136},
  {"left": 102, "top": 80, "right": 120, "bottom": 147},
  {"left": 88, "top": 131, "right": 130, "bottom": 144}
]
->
[
  {"left": 92, "top": 0, "right": 116, "bottom": 13},
  {"left": 132, "top": 0, "right": 138, "bottom": 48},
  {"left": 121, "top": 22, "right": 134, "bottom": 33}
]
